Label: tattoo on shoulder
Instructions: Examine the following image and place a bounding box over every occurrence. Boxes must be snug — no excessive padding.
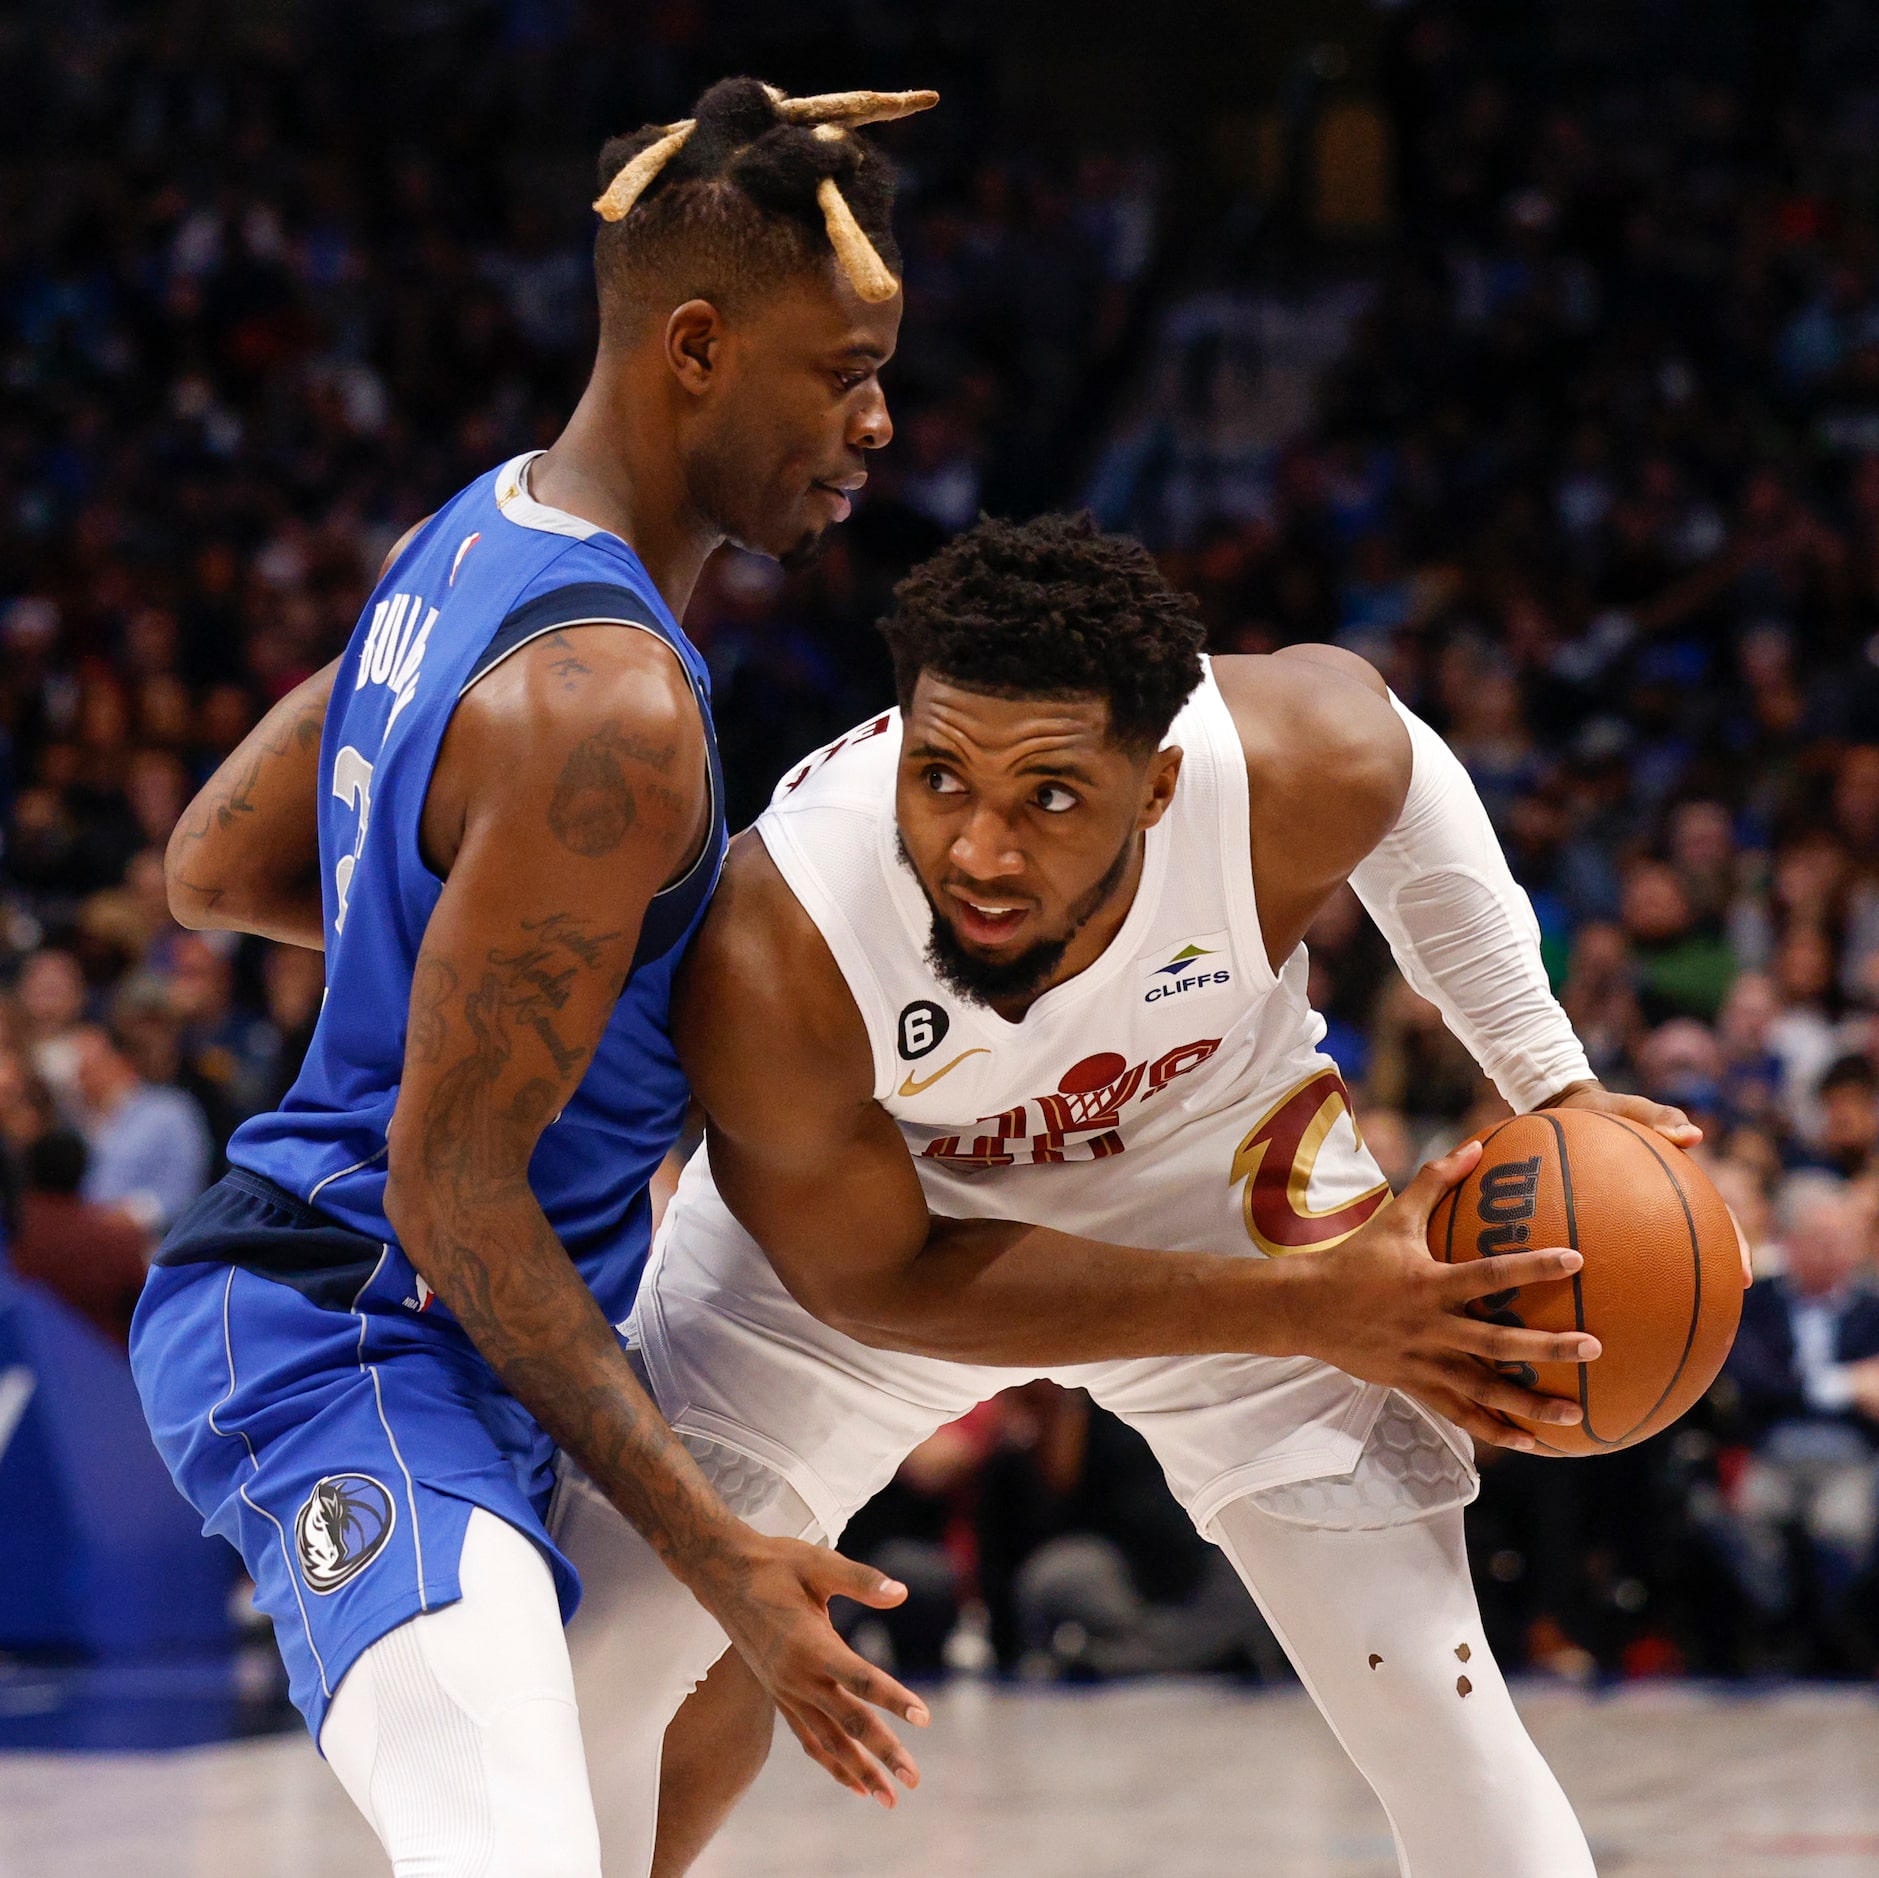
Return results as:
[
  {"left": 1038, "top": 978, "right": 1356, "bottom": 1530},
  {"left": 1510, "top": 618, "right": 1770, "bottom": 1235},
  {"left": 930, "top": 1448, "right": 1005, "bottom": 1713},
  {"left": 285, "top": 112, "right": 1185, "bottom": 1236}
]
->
[
  {"left": 543, "top": 632, "right": 593, "bottom": 693},
  {"left": 547, "top": 721, "right": 681, "bottom": 858}
]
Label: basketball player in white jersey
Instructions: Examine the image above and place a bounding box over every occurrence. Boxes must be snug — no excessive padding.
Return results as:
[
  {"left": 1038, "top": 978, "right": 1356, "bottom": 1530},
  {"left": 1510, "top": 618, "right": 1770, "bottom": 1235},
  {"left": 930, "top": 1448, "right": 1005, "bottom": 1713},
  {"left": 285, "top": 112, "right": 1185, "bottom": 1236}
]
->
[{"left": 557, "top": 511, "right": 1700, "bottom": 1875}]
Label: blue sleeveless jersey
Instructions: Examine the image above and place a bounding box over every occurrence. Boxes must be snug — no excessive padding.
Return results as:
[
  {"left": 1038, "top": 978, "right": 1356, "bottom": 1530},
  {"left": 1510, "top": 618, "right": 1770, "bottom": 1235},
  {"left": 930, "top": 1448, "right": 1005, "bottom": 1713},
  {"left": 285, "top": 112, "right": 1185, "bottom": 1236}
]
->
[{"left": 227, "top": 453, "right": 726, "bottom": 1328}]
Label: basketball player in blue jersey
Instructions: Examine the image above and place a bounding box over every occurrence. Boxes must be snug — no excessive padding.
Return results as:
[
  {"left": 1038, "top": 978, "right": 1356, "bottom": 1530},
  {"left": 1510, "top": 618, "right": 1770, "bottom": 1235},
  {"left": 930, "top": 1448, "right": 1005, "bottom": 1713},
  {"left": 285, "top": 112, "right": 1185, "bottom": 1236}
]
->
[{"left": 133, "top": 78, "right": 940, "bottom": 1876}]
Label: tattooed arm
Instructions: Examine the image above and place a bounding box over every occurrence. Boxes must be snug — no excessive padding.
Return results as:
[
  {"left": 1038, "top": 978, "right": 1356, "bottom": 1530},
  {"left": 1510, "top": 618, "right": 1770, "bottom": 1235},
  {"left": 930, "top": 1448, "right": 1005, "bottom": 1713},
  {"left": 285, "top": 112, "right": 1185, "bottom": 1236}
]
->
[
  {"left": 165, "top": 660, "right": 336, "bottom": 951},
  {"left": 163, "top": 523, "right": 434, "bottom": 951},
  {"left": 386, "top": 625, "right": 928, "bottom": 1807}
]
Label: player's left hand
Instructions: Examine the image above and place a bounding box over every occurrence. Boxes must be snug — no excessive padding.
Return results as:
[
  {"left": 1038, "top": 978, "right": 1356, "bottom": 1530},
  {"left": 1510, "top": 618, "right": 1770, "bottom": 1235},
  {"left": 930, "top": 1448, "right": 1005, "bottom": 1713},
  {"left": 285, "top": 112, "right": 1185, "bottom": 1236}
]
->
[
  {"left": 698, "top": 1533, "right": 931, "bottom": 1809},
  {"left": 1545, "top": 1081, "right": 1702, "bottom": 1150}
]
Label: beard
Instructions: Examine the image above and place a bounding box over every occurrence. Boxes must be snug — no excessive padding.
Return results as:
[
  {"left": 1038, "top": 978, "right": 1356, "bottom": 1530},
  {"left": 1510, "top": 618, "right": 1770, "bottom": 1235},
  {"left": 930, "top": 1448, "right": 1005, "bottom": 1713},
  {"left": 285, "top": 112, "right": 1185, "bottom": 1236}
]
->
[
  {"left": 895, "top": 830, "right": 1138, "bottom": 1010},
  {"left": 777, "top": 523, "right": 832, "bottom": 573}
]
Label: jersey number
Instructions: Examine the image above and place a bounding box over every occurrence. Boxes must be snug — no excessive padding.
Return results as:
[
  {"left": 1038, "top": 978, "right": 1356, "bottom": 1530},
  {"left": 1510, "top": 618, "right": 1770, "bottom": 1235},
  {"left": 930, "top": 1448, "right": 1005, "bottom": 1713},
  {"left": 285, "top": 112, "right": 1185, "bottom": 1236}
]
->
[{"left": 331, "top": 745, "right": 375, "bottom": 935}]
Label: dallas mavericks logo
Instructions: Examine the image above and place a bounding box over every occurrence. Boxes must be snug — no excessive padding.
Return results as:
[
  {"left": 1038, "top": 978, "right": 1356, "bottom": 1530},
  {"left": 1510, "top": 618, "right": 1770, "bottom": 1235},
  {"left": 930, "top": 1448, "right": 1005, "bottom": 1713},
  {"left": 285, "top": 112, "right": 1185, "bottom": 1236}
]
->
[{"left": 294, "top": 1475, "right": 396, "bottom": 1594}]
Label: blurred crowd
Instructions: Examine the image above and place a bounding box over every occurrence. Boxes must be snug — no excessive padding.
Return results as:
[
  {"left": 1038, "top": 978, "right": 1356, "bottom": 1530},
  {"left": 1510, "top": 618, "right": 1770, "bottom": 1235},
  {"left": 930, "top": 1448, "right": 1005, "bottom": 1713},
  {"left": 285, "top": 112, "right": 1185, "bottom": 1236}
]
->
[{"left": 5, "top": 0, "right": 1879, "bottom": 1687}]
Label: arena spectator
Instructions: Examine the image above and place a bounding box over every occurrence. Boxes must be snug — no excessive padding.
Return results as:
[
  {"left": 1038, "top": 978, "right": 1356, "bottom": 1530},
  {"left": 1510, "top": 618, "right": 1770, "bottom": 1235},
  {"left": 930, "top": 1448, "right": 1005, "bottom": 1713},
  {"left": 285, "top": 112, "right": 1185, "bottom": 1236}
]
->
[
  {"left": 1812, "top": 1055, "right": 1879, "bottom": 1181},
  {"left": 68, "top": 1023, "right": 211, "bottom": 1233},
  {"left": 15, "top": 948, "right": 88, "bottom": 1113},
  {"left": 1709, "top": 1173, "right": 1879, "bottom": 1668},
  {"left": 1620, "top": 860, "right": 1735, "bottom": 1027},
  {"left": 8, "top": 1128, "right": 149, "bottom": 1348}
]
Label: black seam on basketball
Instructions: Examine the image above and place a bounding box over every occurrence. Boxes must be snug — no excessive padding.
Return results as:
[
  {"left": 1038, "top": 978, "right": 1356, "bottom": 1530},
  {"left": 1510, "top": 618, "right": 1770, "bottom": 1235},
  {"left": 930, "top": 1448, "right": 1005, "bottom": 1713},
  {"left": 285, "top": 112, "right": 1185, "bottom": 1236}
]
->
[
  {"left": 1601, "top": 1114, "right": 1704, "bottom": 1446},
  {"left": 1441, "top": 1175, "right": 1458, "bottom": 1262},
  {"left": 1537, "top": 1111, "right": 1598, "bottom": 1444}
]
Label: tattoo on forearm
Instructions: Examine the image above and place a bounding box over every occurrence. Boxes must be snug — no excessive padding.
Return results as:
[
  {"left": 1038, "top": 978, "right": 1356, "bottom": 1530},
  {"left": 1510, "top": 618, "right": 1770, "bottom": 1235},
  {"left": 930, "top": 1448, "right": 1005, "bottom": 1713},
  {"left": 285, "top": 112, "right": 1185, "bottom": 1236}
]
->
[
  {"left": 402, "top": 913, "right": 749, "bottom": 1590},
  {"left": 167, "top": 691, "right": 328, "bottom": 916}
]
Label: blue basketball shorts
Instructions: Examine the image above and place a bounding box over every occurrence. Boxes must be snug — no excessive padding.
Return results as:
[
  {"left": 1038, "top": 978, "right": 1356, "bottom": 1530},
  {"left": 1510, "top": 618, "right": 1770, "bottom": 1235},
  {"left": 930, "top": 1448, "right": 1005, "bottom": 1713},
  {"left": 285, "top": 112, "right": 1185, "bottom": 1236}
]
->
[{"left": 130, "top": 1172, "right": 581, "bottom": 1742}]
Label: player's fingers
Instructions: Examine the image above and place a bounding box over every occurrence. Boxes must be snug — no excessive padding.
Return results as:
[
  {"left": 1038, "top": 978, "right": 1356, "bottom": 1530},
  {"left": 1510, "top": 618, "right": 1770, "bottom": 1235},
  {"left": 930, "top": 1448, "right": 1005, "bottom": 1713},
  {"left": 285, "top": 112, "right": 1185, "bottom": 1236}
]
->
[
  {"left": 802, "top": 1543, "right": 912, "bottom": 1613},
  {"left": 1442, "top": 1314, "right": 1600, "bottom": 1373},
  {"left": 1394, "top": 1137, "right": 1485, "bottom": 1226},
  {"left": 1438, "top": 1247, "right": 1585, "bottom": 1302},
  {"left": 779, "top": 1706, "right": 870, "bottom": 1799},
  {"left": 1438, "top": 1358, "right": 1583, "bottom": 1426},
  {"left": 1411, "top": 1383, "right": 1537, "bottom": 1454},
  {"left": 1606, "top": 1091, "right": 1703, "bottom": 1146},
  {"left": 822, "top": 1684, "right": 921, "bottom": 1789},
  {"left": 791, "top": 1701, "right": 900, "bottom": 1808},
  {"left": 822, "top": 1648, "right": 930, "bottom": 1729}
]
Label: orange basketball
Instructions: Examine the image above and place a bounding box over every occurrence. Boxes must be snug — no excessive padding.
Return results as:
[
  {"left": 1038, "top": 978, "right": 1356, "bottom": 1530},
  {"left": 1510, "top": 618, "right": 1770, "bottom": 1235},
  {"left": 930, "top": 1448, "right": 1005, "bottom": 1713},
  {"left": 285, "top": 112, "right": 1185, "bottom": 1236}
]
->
[{"left": 1425, "top": 1109, "right": 1743, "bottom": 1456}]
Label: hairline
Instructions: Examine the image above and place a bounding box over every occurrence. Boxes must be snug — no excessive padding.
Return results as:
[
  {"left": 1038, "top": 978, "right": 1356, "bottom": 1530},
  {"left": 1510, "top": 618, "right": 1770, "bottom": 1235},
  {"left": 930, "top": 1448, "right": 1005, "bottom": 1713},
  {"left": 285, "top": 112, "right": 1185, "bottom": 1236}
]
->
[{"left": 899, "top": 670, "right": 1168, "bottom": 757}]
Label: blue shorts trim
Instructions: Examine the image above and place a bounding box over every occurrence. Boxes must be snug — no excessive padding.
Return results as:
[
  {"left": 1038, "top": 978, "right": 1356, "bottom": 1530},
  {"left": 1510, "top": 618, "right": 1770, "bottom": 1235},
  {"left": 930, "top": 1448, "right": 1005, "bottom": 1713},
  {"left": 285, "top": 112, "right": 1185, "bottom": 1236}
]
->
[{"left": 131, "top": 1252, "right": 579, "bottom": 1742}]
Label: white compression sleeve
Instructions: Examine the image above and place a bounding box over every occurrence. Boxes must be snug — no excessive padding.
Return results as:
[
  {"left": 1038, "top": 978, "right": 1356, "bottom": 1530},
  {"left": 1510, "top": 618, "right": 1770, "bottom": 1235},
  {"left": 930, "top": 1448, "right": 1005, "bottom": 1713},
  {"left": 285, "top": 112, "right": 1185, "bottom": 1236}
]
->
[
  {"left": 1211, "top": 1495, "right": 1595, "bottom": 1877},
  {"left": 319, "top": 1507, "right": 602, "bottom": 1878},
  {"left": 1347, "top": 696, "right": 1592, "bottom": 1114}
]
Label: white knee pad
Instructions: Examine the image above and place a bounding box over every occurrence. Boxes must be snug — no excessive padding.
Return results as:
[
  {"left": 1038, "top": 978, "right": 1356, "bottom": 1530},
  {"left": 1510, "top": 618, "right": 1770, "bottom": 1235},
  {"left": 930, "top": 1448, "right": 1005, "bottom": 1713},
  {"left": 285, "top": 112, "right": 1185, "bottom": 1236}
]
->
[
  {"left": 1247, "top": 1393, "right": 1475, "bottom": 1532},
  {"left": 320, "top": 1507, "right": 601, "bottom": 1878}
]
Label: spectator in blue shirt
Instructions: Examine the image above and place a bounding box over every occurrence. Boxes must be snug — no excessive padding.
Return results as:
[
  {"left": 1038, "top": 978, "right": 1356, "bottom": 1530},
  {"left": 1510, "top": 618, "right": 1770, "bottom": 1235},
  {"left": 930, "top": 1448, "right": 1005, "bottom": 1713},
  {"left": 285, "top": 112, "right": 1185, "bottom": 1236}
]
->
[
  {"left": 68, "top": 1024, "right": 211, "bottom": 1234},
  {"left": 1708, "top": 1171, "right": 1879, "bottom": 1663}
]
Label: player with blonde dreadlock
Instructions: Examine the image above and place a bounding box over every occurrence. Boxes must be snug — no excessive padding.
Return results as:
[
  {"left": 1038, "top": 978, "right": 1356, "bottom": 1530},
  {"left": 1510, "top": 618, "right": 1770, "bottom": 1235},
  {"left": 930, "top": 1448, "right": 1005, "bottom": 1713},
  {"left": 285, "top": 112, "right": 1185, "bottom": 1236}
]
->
[{"left": 139, "top": 72, "right": 934, "bottom": 1878}]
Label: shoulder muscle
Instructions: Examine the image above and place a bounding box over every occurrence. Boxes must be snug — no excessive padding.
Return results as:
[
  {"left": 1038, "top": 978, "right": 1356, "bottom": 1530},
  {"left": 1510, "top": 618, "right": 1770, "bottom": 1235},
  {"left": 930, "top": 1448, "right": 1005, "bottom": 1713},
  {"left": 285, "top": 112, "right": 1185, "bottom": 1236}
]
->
[
  {"left": 426, "top": 625, "right": 706, "bottom": 881},
  {"left": 1214, "top": 649, "right": 1411, "bottom": 870}
]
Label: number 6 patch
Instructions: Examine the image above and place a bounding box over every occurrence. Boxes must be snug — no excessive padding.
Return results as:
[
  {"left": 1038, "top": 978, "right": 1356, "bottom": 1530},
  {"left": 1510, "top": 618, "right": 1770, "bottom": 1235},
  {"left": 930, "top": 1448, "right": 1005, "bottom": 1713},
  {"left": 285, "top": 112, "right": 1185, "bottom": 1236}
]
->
[{"left": 897, "top": 1000, "right": 950, "bottom": 1061}]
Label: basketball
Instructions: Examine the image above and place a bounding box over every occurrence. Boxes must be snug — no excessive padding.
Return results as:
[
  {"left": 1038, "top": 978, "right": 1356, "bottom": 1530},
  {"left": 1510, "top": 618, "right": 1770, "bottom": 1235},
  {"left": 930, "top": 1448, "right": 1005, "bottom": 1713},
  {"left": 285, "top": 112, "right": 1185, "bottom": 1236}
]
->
[{"left": 1427, "top": 1110, "right": 1744, "bottom": 1457}]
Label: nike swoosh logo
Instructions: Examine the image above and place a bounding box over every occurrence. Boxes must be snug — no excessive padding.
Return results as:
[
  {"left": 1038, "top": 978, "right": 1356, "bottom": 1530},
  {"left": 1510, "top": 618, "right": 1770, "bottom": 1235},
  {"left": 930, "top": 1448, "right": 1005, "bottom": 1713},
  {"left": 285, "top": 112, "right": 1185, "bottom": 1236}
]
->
[{"left": 898, "top": 1048, "right": 990, "bottom": 1098}]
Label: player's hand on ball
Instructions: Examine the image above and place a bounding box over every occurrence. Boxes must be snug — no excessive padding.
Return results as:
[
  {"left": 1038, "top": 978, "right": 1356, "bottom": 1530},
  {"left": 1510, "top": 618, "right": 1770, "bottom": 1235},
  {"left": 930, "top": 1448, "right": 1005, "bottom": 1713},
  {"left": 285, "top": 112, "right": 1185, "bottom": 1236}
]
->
[
  {"left": 1276, "top": 1138, "right": 1598, "bottom": 1452},
  {"left": 706, "top": 1533, "right": 930, "bottom": 1807},
  {"left": 1547, "top": 1081, "right": 1703, "bottom": 1150}
]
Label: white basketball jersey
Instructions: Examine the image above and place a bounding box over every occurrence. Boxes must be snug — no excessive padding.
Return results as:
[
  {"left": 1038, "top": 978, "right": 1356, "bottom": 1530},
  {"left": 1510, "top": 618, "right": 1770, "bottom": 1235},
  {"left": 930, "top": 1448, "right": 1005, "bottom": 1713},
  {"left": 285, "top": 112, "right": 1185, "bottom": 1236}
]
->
[{"left": 758, "top": 659, "right": 1390, "bottom": 1260}]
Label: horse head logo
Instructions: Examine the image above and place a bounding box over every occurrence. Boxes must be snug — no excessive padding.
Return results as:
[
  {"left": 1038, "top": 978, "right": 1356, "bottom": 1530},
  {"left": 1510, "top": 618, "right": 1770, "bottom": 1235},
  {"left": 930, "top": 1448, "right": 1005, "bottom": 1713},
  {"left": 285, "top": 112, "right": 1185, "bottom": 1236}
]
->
[{"left": 294, "top": 1474, "right": 396, "bottom": 1594}]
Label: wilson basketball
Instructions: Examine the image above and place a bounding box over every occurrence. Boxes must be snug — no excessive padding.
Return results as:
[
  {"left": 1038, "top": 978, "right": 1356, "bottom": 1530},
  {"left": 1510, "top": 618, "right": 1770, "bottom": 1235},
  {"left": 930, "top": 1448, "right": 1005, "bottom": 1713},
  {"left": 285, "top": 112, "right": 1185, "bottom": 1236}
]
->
[{"left": 1426, "top": 1110, "right": 1743, "bottom": 1456}]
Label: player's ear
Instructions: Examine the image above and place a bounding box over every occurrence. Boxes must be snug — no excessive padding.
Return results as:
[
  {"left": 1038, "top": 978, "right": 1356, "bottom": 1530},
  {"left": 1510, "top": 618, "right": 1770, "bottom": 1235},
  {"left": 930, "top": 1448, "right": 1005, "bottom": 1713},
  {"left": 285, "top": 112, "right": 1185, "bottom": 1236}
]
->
[
  {"left": 1139, "top": 745, "right": 1183, "bottom": 828},
  {"left": 665, "top": 299, "right": 726, "bottom": 394}
]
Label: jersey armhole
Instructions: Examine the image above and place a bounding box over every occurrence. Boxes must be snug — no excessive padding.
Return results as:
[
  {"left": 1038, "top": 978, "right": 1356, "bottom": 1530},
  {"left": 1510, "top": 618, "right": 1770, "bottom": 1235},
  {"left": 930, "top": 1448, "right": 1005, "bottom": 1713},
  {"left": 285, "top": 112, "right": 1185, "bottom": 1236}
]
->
[
  {"left": 1193, "top": 659, "right": 1280, "bottom": 996},
  {"left": 756, "top": 814, "right": 900, "bottom": 1102},
  {"left": 460, "top": 580, "right": 687, "bottom": 697}
]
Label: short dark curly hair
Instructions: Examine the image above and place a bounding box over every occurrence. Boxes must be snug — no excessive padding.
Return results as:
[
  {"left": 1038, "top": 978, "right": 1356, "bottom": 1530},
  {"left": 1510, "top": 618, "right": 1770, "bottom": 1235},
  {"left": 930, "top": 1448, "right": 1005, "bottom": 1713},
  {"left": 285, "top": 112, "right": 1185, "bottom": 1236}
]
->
[{"left": 879, "top": 512, "right": 1206, "bottom": 751}]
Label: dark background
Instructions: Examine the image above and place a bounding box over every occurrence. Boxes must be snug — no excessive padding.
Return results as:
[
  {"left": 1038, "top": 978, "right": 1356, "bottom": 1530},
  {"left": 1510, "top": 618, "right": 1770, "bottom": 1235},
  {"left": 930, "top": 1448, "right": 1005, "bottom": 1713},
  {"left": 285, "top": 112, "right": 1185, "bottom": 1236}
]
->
[{"left": 5, "top": 0, "right": 1879, "bottom": 1689}]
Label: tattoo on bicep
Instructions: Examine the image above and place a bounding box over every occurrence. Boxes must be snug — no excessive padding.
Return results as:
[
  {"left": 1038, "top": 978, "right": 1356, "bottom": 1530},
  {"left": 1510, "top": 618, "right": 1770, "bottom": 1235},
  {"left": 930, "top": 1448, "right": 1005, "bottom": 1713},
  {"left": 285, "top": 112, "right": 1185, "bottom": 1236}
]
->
[
  {"left": 487, "top": 912, "right": 625, "bottom": 1078},
  {"left": 549, "top": 726, "right": 637, "bottom": 856},
  {"left": 546, "top": 722, "right": 681, "bottom": 858}
]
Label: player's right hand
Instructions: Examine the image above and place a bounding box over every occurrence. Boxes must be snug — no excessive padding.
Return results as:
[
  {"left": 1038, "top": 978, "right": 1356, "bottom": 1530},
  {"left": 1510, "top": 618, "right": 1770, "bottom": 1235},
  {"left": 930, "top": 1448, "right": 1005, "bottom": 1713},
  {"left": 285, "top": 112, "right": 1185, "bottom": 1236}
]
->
[
  {"left": 701, "top": 1533, "right": 931, "bottom": 1807},
  {"left": 1273, "top": 1138, "right": 1599, "bottom": 1451}
]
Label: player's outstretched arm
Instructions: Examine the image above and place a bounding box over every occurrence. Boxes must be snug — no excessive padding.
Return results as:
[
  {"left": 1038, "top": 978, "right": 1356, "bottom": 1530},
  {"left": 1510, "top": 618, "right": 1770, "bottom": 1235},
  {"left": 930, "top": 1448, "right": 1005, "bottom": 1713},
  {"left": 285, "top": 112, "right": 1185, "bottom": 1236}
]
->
[
  {"left": 1247, "top": 645, "right": 1700, "bottom": 1149},
  {"left": 680, "top": 837, "right": 1596, "bottom": 1453},
  {"left": 166, "top": 658, "right": 336, "bottom": 950},
  {"left": 385, "top": 631, "right": 927, "bottom": 1808}
]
